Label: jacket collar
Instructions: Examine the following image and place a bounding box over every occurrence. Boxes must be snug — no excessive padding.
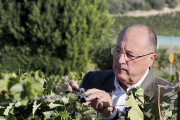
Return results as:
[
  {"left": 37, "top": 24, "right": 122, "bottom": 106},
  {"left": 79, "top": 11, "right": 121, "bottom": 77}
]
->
[{"left": 101, "top": 68, "right": 156, "bottom": 99}]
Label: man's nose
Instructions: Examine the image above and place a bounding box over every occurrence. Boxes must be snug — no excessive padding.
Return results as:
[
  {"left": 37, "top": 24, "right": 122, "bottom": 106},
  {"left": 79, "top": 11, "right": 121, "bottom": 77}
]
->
[{"left": 117, "top": 53, "right": 126, "bottom": 63}]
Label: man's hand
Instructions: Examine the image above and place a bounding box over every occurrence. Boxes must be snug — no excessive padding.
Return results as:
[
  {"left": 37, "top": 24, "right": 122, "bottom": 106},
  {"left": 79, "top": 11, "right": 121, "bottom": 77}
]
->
[
  {"left": 84, "top": 89, "right": 114, "bottom": 118},
  {"left": 58, "top": 80, "right": 78, "bottom": 94},
  {"left": 59, "top": 82, "right": 114, "bottom": 117}
]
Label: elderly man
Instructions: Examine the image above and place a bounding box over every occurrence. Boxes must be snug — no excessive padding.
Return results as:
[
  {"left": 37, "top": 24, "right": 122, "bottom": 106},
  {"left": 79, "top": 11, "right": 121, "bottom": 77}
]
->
[{"left": 59, "top": 24, "right": 175, "bottom": 119}]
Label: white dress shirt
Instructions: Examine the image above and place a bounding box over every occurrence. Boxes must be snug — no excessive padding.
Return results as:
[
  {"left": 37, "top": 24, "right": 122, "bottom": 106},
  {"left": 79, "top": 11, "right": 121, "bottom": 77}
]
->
[{"left": 106, "top": 68, "right": 149, "bottom": 119}]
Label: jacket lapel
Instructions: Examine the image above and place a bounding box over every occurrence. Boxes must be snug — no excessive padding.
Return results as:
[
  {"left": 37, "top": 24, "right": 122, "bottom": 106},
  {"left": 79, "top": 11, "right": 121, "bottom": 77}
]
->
[{"left": 141, "top": 67, "right": 156, "bottom": 99}]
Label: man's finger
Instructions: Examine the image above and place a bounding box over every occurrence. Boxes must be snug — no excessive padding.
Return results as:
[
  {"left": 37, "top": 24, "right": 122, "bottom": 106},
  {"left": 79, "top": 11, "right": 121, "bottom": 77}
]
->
[
  {"left": 69, "top": 80, "right": 78, "bottom": 88},
  {"left": 98, "top": 102, "right": 107, "bottom": 110},
  {"left": 96, "top": 96, "right": 111, "bottom": 109},
  {"left": 58, "top": 83, "right": 71, "bottom": 94},
  {"left": 85, "top": 92, "right": 101, "bottom": 101},
  {"left": 85, "top": 90, "right": 107, "bottom": 101},
  {"left": 84, "top": 88, "right": 103, "bottom": 95}
]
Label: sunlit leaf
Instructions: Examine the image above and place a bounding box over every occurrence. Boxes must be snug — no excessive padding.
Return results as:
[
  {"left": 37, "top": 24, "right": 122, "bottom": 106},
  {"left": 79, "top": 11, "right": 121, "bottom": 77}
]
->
[
  {"left": 0, "top": 116, "right": 7, "bottom": 120},
  {"left": 14, "top": 101, "right": 21, "bottom": 107},
  {"left": 125, "top": 91, "right": 144, "bottom": 120},
  {"left": 32, "top": 101, "right": 41, "bottom": 116},
  {"left": 3, "top": 103, "right": 14, "bottom": 116},
  {"left": 9, "top": 83, "right": 23, "bottom": 92},
  {"left": 43, "top": 111, "right": 55, "bottom": 119},
  {"left": 49, "top": 102, "right": 63, "bottom": 109}
]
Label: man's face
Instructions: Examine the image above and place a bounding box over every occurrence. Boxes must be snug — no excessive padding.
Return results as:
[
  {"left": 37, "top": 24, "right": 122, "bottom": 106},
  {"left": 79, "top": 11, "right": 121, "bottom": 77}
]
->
[{"left": 113, "top": 27, "right": 156, "bottom": 86}]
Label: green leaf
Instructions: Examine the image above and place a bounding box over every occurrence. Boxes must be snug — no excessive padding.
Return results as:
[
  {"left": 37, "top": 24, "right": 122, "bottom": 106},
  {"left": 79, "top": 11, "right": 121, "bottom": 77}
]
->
[
  {"left": 134, "top": 87, "right": 144, "bottom": 108},
  {"left": 160, "top": 95, "right": 171, "bottom": 110},
  {"left": 3, "top": 103, "right": 14, "bottom": 116},
  {"left": 0, "top": 116, "right": 7, "bottom": 120},
  {"left": 0, "top": 74, "right": 10, "bottom": 92},
  {"left": 43, "top": 111, "right": 55, "bottom": 119},
  {"left": 14, "top": 101, "right": 21, "bottom": 107},
  {"left": 144, "top": 95, "right": 151, "bottom": 102},
  {"left": 32, "top": 101, "right": 41, "bottom": 116},
  {"left": 125, "top": 94, "right": 144, "bottom": 120},
  {"left": 149, "top": 102, "right": 159, "bottom": 120},
  {"left": 23, "top": 77, "right": 44, "bottom": 97},
  {"left": 26, "top": 115, "right": 40, "bottom": 120},
  {"left": 144, "top": 115, "right": 151, "bottom": 120},
  {"left": 42, "top": 78, "right": 53, "bottom": 95},
  {"left": 18, "top": 69, "right": 27, "bottom": 80},
  {"left": 8, "top": 77, "right": 20, "bottom": 90},
  {"left": 9, "top": 83, "right": 23, "bottom": 92},
  {"left": 125, "top": 89, "right": 144, "bottom": 120},
  {"left": 49, "top": 102, "right": 62, "bottom": 109},
  {"left": 59, "top": 111, "right": 70, "bottom": 119},
  {"left": 82, "top": 108, "right": 96, "bottom": 114},
  {"left": 8, "top": 115, "right": 16, "bottom": 120},
  {"left": 60, "top": 97, "right": 69, "bottom": 105},
  {"left": 163, "top": 110, "right": 172, "bottom": 119},
  {"left": 161, "top": 101, "right": 170, "bottom": 109},
  {"left": 0, "top": 73, "right": 3, "bottom": 80}
]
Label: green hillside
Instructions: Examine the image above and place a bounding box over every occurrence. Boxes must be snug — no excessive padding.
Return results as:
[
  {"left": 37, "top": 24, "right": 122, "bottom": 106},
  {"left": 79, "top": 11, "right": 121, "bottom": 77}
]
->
[{"left": 113, "top": 12, "right": 180, "bottom": 36}]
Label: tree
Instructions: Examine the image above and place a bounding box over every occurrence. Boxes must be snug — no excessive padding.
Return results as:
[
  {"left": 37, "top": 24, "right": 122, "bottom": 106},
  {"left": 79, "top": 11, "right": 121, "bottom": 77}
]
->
[
  {"left": 107, "top": 0, "right": 130, "bottom": 14},
  {"left": 150, "top": 0, "right": 165, "bottom": 10},
  {"left": 166, "top": 0, "right": 179, "bottom": 8},
  {"left": 0, "top": 0, "right": 113, "bottom": 75}
]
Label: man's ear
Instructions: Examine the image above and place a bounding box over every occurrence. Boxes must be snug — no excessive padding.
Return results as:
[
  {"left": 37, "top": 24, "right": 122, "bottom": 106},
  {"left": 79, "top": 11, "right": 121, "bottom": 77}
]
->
[{"left": 148, "top": 53, "right": 157, "bottom": 67}]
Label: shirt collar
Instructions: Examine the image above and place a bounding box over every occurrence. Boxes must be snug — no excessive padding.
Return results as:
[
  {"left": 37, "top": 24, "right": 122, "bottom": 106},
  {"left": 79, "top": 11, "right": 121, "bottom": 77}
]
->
[{"left": 114, "top": 68, "right": 149, "bottom": 92}]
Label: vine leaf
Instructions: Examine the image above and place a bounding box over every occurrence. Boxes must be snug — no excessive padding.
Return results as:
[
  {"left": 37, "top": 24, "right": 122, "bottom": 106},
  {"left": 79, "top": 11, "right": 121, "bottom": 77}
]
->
[
  {"left": 49, "top": 102, "right": 62, "bottom": 109},
  {"left": 134, "top": 87, "right": 144, "bottom": 108},
  {"left": 125, "top": 87, "right": 144, "bottom": 120},
  {"left": 15, "top": 101, "right": 21, "bottom": 107},
  {"left": 149, "top": 101, "right": 159, "bottom": 119},
  {"left": 59, "top": 111, "right": 69, "bottom": 119},
  {"left": 32, "top": 101, "right": 41, "bottom": 116},
  {"left": 8, "top": 77, "right": 20, "bottom": 91},
  {"left": 163, "top": 110, "right": 172, "bottom": 119},
  {"left": 42, "top": 78, "right": 53, "bottom": 95},
  {"left": 125, "top": 93, "right": 144, "bottom": 120},
  {"left": 0, "top": 73, "right": 3, "bottom": 80},
  {"left": 60, "top": 97, "right": 69, "bottom": 105},
  {"left": 75, "top": 116, "right": 94, "bottom": 120},
  {"left": 160, "top": 95, "right": 171, "bottom": 110},
  {"left": 3, "top": 103, "right": 14, "bottom": 116},
  {"left": 10, "top": 83, "right": 23, "bottom": 92},
  {"left": 0, "top": 116, "right": 7, "bottom": 120},
  {"left": 43, "top": 111, "right": 55, "bottom": 119},
  {"left": 144, "top": 95, "right": 151, "bottom": 112},
  {"left": 8, "top": 115, "right": 16, "bottom": 120},
  {"left": 82, "top": 108, "right": 96, "bottom": 114}
]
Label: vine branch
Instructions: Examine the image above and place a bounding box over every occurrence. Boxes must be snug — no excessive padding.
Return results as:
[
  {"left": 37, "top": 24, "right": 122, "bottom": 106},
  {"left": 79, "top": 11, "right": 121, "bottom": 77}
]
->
[{"left": 157, "top": 85, "right": 162, "bottom": 120}]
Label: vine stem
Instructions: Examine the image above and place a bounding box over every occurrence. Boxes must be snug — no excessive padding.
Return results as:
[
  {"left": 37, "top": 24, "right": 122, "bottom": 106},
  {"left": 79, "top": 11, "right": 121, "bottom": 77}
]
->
[{"left": 157, "top": 85, "right": 162, "bottom": 120}]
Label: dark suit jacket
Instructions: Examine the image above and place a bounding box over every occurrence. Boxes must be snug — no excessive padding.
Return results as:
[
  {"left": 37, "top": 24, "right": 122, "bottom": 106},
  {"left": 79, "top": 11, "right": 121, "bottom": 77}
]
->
[{"left": 80, "top": 67, "right": 176, "bottom": 119}]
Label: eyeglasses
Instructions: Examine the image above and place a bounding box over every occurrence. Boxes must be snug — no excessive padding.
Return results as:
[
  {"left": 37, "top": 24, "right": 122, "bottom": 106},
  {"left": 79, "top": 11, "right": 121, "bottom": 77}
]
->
[{"left": 111, "top": 45, "right": 153, "bottom": 61}]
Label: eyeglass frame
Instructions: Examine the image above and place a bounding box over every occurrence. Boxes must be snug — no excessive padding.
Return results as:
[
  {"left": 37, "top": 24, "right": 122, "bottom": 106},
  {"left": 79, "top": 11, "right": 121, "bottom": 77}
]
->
[{"left": 111, "top": 45, "right": 154, "bottom": 60}]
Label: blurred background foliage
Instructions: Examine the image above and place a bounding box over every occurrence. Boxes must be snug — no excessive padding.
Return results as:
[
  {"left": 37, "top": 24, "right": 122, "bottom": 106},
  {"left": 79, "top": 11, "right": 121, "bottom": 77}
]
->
[
  {"left": 112, "top": 13, "right": 180, "bottom": 36},
  {"left": 0, "top": 0, "right": 114, "bottom": 76},
  {"left": 107, "top": 0, "right": 179, "bottom": 14},
  {"left": 0, "top": 0, "right": 180, "bottom": 79}
]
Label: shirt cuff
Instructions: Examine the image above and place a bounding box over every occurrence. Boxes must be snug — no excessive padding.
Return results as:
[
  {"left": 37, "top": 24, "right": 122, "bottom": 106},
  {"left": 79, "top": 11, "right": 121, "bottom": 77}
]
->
[{"left": 105, "top": 107, "right": 117, "bottom": 119}]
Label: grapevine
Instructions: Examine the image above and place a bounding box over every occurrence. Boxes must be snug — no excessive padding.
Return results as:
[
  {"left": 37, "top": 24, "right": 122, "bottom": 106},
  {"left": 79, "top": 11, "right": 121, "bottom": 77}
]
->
[
  {"left": 0, "top": 70, "right": 98, "bottom": 120},
  {"left": 0, "top": 70, "right": 179, "bottom": 119}
]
